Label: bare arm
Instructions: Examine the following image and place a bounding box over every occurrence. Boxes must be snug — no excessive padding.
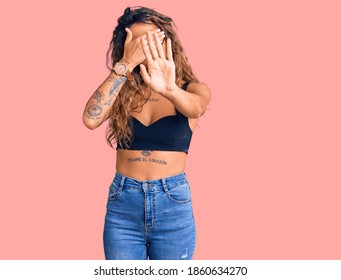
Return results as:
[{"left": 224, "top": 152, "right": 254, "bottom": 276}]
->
[
  {"left": 82, "top": 70, "right": 128, "bottom": 130},
  {"left": 166, "top": 82, "right": 212, "bottom": 118},
  {"left": 83, "top": 28, "right": 164, "bottom": 129},
  {"left": 139, "top": 32, "right": 211, "bottom": 118}
]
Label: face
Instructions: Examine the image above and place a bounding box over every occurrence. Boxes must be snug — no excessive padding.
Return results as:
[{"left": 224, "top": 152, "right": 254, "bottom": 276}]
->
[{"left": 129, "top": 22, "right": 167, "bottom": 66}]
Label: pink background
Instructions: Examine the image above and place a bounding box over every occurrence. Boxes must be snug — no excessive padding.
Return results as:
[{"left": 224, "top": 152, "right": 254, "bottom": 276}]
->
[{"left": 1, "top": 0, "right": 340, "bottom": 259}]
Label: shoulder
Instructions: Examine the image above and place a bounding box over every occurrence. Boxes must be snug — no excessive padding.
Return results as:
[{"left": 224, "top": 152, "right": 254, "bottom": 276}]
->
[
  {"left": 186, "top": 82, "right": 210, "bottom": 92},
  {"left": 184, "top": 82, "right": 211, "bottom": 102}
]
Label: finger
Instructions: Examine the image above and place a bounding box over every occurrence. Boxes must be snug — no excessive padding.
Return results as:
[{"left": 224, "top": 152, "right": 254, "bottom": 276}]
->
[
  {"left": 124, "top": 28, "right": 133, "bottom": 45},
  {"left": 160, "top": 34, "right": 166, "bottom": 45},
  {"left": 139, "top": 64, "right": 151, "bottom": 85},
  {"left": 154, "top": 32, "right": 165, "bottom": 59},
  {"left": 139, "top": 29, "right": 163, "bottom": 44},
  {"left": 166, "top": 38, "right": 173, "bottom": 61},
  {"left": 140, "top": 36, "right": 153, "bottom": 61},
  {"left": 147, "top": 31, "right": 159, "bottom": 60},
  {"left": 159, "top": 33, "right": 165, "bottom": 40}
]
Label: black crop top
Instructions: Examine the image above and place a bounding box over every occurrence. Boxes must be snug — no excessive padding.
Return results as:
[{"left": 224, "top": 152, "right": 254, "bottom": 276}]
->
[{"left": 116, "top": 82, "right": 193, "bottom": 154}]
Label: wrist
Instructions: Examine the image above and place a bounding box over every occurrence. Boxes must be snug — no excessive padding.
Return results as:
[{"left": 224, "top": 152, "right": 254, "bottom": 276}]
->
[
  {"left": 112, "top": 59, "right": 135, "bottom": 80},
  {"left": 120, "top": 58, "right": 137, "bottom": 72},
  {"left": 164, "top": 85, "right": 180, "bottom": 98}
]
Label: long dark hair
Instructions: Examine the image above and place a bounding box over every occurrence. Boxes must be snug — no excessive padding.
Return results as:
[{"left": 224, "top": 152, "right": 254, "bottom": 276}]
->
[{"left": 105, "top": 6, "right": 199, "bottom": 149}]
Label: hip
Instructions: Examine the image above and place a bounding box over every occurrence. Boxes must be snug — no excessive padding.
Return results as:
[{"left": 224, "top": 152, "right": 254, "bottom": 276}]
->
[{"left": 106, "top": 170, "right": 193, "bottom": 207}]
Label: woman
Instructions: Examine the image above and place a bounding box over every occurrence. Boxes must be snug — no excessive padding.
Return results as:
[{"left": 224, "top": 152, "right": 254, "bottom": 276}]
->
[{"left": 82, "top": 6, "right": 211, "bottom": 260}]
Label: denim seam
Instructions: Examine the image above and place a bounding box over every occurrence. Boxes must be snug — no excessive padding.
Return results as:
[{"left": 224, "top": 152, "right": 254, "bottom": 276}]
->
[
  {"left": 190, "top": 226, "right": 196, "bottom": 259},
  {"left": 164, "top": 183, "right": 192, "bottom": 204}
]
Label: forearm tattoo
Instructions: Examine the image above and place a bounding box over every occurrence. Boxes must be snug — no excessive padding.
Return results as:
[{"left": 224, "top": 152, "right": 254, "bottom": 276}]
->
[
  {"left": 85, "top": 76, "right": 127, "bottom": 121},
  {"left": 87, "top": 103, "right": 103, "bottom": 117},
  {"left": 109, "top": 76, "right": 127, "bottom": 100},
  {"left": 127, "top": 150, "right": 168, "bottom": 165}
]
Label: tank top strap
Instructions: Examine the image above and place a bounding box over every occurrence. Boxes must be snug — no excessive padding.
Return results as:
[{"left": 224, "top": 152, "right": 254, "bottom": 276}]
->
[{"left": 182, "top": 82, "right": 189, "bottom": 91}]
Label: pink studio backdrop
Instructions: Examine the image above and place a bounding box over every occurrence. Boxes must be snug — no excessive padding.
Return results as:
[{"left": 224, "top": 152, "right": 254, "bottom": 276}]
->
[{"left": 1, "top": 0, "right": 340, "bottom": 259}]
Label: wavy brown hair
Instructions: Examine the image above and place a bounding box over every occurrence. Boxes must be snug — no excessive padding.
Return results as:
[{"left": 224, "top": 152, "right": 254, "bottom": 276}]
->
[{"left": 105, "top": 6, "right": 200, "bottom": 149}]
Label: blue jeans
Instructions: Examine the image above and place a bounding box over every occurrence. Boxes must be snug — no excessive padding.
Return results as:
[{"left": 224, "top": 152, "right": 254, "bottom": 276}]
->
[{"left": 103, "top": 171, "right": 196, "bottom": 260}]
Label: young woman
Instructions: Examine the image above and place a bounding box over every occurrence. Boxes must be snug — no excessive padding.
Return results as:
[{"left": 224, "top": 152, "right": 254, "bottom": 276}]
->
[{"left": 82, "top": 6, "right": 211, "bottom": 260}]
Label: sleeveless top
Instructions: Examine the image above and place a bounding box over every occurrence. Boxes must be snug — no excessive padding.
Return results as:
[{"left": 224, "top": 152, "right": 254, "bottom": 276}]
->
[{"left": 116, "top": 82, "right": 192, "bottom": 154}]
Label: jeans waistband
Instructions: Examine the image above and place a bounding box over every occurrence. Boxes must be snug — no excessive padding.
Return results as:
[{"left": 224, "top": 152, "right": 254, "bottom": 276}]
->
[{"left": 113, "top": 171, "right": 189, "bottom": 191}]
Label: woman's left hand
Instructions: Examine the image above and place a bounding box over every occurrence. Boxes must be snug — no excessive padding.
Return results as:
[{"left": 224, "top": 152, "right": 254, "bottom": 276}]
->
[{"left": 139, "top": 31, "right": 177, "bottom": 96}]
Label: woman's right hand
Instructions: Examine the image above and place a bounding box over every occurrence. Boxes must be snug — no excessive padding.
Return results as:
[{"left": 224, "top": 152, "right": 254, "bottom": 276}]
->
[{"left": 122, "top": 28, "right": 165, "bottom": 71}]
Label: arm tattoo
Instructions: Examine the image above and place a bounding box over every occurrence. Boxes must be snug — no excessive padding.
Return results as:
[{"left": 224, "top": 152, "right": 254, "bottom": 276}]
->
[
  {"left": 109, "top": 76, "right": 127, "bottom": 99},
  {"left": 85, "top": 75, "right": 127, "bottom": 120},
  {"left": 87, "top": 104, "right": 103, "bottom": 117},
  {"left": 93, "top": 90, "right": 103, "bottom": 103}
]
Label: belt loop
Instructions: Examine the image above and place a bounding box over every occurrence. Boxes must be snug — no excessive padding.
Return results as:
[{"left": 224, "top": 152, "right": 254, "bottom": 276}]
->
[
  {"left": 161, "top": 178, "right": 169, "bottom": 193},
  {"left": 119, "top": 174, "right": 126, "bottom": 191}
]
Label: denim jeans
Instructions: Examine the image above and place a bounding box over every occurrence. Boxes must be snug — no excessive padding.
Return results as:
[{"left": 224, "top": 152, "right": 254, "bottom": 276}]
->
[{"left": 103, "top": 171, "right": 196, "bottom": 260}]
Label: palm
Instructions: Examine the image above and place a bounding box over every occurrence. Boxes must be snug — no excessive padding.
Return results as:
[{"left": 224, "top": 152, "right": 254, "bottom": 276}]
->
[
  {"left": 145, "top": 59, "right": 175, "bottom": 94},
  {"left": 140, "top": 31, "right": 177, "bottom": 96}
]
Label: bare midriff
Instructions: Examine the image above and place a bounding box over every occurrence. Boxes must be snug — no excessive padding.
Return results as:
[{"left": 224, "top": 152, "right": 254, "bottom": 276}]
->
[{"left": 116, "top": 149, "right": 187, "bottom": 180}]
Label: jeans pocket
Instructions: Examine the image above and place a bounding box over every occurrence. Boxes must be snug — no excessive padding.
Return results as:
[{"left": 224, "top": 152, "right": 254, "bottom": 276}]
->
[
  {"left": 108, "top": 181, "right": 122, "bottom": 201},
  {"left": 166, "top": 183, "right": 192, "bottom": 204}
]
